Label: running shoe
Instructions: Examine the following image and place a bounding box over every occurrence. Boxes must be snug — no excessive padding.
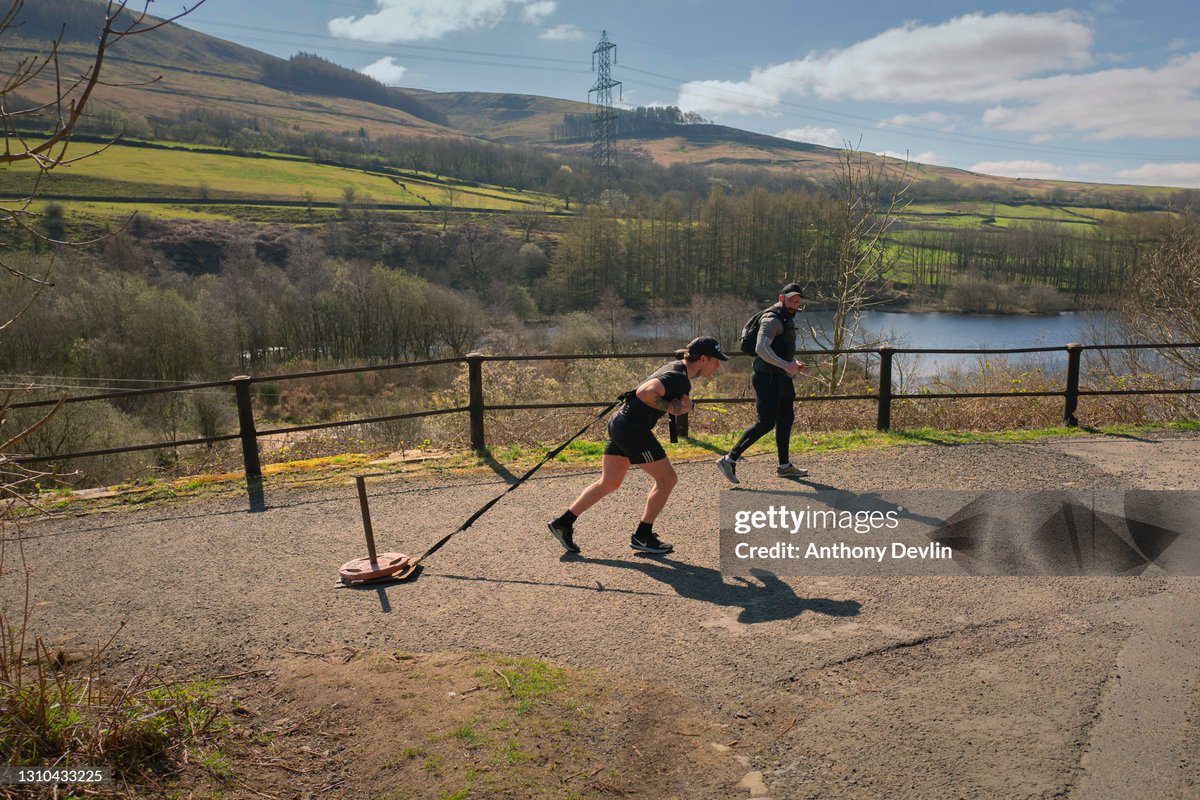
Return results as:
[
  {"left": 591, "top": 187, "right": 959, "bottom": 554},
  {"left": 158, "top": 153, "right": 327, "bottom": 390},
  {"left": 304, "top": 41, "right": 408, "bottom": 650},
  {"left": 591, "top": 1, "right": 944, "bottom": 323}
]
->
[
  {"left": 716, "top": 455, "right": 740, "bottom": 484},
  {"left": 776, "top": 463, "right": 809, "bottom": 477},
  {"left": 631, "top": 532, "right": 674, "bottom": 554},
  {"left": 548, "top": 519, "right": 580, "bottom": 553}
]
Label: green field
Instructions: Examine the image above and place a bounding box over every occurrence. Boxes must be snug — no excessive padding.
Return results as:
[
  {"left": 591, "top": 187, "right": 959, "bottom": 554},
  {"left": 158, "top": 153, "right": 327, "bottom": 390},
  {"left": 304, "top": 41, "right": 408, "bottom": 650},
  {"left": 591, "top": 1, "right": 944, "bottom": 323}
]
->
[
  {"left": 3, "top": 142, "right": 562, "bottom": 217},
  {"left": 899, "top": 201, "right": 1131, "bottom": 231}
]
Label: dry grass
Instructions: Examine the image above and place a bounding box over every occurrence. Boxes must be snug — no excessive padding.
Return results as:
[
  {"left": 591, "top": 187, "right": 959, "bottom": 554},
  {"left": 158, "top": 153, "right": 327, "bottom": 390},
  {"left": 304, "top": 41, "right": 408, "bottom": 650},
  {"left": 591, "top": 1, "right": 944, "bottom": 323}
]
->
[
  {"left": 0, "top": 537, "right": 230, "bottom": 793},
  {"left": 11, "top": 356, "right": 1198, "bottom": 494}
]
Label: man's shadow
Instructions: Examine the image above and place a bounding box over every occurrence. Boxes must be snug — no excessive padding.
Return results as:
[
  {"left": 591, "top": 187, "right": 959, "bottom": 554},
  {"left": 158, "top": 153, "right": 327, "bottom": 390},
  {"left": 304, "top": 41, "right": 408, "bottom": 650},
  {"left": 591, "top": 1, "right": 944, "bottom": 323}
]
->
[
  {"left": 739, "top": 480, "right": 946, "bottom": 528},
  {"left": 574, "top": 555, "right": 861, "bottom": 624}
]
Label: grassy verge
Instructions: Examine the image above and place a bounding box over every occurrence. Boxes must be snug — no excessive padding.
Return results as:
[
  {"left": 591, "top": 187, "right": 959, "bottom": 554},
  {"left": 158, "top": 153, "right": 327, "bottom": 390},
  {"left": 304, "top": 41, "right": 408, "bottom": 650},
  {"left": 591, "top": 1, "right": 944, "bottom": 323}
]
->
[
  {"left": 15, "top": 421, "right": 1198, "bottom": 518},
  {"left": 0, "top": 605, "right": 232, "bottom": 792}
]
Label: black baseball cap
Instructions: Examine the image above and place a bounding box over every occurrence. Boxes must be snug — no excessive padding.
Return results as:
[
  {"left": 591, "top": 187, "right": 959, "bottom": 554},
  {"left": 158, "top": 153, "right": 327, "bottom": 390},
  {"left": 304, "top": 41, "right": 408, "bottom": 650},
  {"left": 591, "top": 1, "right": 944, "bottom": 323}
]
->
[
  {"left": 686, "top": 335, "right": 730, "bottom": 361},
  {"left": 780, "top": 282, "right": 806, "bottom": 298}
]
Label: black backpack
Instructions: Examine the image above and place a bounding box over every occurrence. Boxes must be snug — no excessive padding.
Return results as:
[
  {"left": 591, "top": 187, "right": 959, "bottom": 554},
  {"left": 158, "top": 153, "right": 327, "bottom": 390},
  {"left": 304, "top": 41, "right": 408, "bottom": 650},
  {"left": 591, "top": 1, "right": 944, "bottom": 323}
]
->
[{"left": 738, "top": 308, "right": 779, "bottom": 355}]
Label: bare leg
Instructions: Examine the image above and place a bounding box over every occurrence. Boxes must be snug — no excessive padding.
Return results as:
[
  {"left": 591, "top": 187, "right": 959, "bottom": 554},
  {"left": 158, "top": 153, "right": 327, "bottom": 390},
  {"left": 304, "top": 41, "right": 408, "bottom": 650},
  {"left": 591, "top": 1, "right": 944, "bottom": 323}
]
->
[
  {"left": 568, "top": 455, "right": 630, "bottom": 516},
  {"left": 635, "top": 458, "right": 678, "bottom": 523}
]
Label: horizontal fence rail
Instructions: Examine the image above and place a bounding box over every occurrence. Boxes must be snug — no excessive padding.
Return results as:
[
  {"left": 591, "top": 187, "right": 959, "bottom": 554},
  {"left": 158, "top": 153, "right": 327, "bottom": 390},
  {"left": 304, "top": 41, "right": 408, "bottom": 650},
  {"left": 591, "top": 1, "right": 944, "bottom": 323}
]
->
[{"left": 4, "top": 342, "right": 1198, "bottom": 507}]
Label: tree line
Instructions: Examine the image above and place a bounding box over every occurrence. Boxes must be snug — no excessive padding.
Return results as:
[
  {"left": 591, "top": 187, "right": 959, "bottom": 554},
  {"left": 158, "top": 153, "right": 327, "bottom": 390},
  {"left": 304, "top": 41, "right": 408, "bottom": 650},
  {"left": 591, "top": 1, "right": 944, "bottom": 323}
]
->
[
  {"left": 260, "top": 52, "right": 447, "bottom": 125},
  {"left": 0, "top": 217, "right": 557, "bottom": 383},
  {"left": 541, "top": 187, "right": 1158, "bottom": 309},
  {"left": 549, "top": 105, "right": 708, "bottom": 141},
  {"left": 1, "top": 193, "right": 1163, "bottom": 389}
]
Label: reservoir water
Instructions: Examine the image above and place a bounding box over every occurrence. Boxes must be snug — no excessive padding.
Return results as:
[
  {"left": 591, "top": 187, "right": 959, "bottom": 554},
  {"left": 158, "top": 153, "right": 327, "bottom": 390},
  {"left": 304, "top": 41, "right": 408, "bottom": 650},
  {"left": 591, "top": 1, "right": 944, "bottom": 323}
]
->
[
  {"left": 830, "top": 310, "right": 1109, "bottom": 351},
  {"left": 812, "top": 310, "right": 1113, "bottom": 379},
  {"left": 623, "top": 309, "right": 1115, "bottom": 381},
  {"left": 816, "top": 309, "right": 1113, "bottom": 379}
]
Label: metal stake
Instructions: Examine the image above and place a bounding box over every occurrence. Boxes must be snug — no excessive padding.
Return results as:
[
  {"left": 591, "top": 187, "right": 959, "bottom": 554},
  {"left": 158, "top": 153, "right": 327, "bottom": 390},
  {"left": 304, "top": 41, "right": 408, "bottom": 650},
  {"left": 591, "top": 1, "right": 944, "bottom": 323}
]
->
[{"left": 356, "top": 475, "right": 378, "bottom": 565}]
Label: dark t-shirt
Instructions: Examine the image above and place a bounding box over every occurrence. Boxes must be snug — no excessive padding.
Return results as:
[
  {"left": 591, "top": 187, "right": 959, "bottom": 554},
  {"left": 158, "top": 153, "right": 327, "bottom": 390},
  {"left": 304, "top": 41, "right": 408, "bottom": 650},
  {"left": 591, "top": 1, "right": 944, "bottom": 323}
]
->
[{"left": 614, "top": 360, "right": 691, "bottom": 429}]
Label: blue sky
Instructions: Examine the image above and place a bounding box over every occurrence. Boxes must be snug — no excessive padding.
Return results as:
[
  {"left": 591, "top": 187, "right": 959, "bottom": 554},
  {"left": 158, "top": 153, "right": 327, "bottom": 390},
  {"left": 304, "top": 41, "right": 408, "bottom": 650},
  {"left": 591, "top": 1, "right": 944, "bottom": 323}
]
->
[{"left": 178, "top": 0, "right": 1200, "bottom": 188}]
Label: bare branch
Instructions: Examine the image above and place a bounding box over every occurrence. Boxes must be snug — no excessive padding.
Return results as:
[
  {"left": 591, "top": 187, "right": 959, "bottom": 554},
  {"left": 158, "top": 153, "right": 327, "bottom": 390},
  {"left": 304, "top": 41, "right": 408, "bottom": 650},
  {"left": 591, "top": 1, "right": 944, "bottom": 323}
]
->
[
  {"left": 1, "top": 0, "right": 204, "bottom": 512},
  {"left": 0, "top": 395, "right": 65, "bottom": 453},
  {"left": 811, "top": 142, "right": 912, "bottom": 391}
]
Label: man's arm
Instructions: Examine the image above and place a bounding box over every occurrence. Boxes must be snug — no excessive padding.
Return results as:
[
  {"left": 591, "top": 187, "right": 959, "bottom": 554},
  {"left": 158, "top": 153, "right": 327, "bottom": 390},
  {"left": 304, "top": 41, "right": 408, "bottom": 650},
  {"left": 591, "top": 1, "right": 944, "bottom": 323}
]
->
[
  {"left": 635, "top": 378, "right": 669, "bottom": 411},
  {"left": 635, "top": 377, "right": 692, "bottom": 414},
  {"left": 755, "top": 315, "right": 797, "bottom": 372}
]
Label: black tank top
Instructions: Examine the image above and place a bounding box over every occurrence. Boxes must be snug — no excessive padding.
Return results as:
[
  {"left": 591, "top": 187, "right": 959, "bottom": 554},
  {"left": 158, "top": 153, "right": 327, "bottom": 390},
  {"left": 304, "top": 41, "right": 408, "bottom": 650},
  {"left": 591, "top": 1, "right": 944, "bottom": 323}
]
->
[{"left": 614, "top": 360, "right": 691, "bottom": 429}]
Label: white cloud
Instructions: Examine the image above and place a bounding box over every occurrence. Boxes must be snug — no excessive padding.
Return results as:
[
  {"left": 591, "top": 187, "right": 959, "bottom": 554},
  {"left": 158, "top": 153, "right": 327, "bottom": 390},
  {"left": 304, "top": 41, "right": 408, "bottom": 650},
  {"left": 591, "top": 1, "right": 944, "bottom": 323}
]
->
[
  {"left": 969, "top": 159, "right": 1064, "bottom": 179},
  {"left": 777, "top": 126, "right": 841, "bottom": 147},
  {"left": 540, "top": 23, "right": 584, "bottom": 41},
  {"left": 521, "top": 0, "right": 556, "bottom": 24},
  {"left": 879, "top": 112, "right": 956, "bottom": 131},
  {"left": 675, "top": 11, "right": 1200, "bottom": 144},
  {"left": 330, "top": 0, "right": 550, "bottom": 42},
  {"left": 677, "top": 11, "right": 1092, "bottom": 115},
  {"left": 677, "top": 79, "right": 781, "bottom": 116},
  {"left": 360, "top": 56, "right": 407, "bottom": 85},
  {"left": 1114, "top": 162, "right": 1200, "bottom": 188},
  {"left": 877, "top": 150, "right": 937, "bottom": 163},
  {"left": 980, "top": 53, "right": 1200, "bottom": 140},
  {"left": 1168, "top": 38, "right": 1188, "bottom": 52}
]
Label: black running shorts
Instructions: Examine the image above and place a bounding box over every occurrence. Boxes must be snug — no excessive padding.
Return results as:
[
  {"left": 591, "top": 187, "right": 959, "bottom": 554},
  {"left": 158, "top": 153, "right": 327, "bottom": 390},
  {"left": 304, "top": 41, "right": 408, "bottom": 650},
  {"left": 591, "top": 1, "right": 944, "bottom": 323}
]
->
[{"left": 604, "top": 417, "right": 666, "bottom": 464}]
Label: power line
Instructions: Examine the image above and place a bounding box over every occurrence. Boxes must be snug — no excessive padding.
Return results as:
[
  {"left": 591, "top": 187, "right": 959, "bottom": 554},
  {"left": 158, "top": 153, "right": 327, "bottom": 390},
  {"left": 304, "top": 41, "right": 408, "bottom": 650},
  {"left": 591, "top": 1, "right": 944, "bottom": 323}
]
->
[
  {"left": 618, "top": 66, "right": 1196, "bottom": 163},
  {"left": 181, "top": 19, "right": 588, "bottom": 67},
  {"left": 170, "top": 16, "right": 1194, "bottom": 164},
  {"left": 172, "top": 28, "right": 591, "bottom": 74}
]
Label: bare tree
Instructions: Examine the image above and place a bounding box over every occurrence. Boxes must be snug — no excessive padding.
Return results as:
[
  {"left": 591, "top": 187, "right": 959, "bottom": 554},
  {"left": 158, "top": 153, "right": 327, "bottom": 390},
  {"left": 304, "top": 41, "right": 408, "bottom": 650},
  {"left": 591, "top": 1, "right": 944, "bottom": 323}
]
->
[
  {"left": 1, "top": 0, "right": 205, "bottom": 320},
  {"left": 807, "top": 143, "right": 911, "bottom": 391},
  {"left": 441, "top": 185, "right": 458, "bottom": 231},
  {"left": 594, "top": 286, "right": 633, "bottom": 351},
  {"left": 1116, "top": 214, "right": 1200, "bottom": 375},
  {"left": 2, "top": 0, "right": 204, "bottom": 509}
]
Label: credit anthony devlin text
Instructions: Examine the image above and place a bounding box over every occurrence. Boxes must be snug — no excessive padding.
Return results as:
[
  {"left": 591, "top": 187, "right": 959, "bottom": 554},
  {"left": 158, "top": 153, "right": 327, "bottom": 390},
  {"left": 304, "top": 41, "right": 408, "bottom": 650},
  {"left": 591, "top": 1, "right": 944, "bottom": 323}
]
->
[{"left": 733, "top": 540, "right": 954, "bottom": 562}]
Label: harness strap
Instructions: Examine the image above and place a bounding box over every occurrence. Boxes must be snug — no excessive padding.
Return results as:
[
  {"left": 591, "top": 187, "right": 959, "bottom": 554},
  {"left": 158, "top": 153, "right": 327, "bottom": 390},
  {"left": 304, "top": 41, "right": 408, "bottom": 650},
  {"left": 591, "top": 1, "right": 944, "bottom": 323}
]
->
[{"left": 418, "top": 395, "right": 625, "bottom": 563}]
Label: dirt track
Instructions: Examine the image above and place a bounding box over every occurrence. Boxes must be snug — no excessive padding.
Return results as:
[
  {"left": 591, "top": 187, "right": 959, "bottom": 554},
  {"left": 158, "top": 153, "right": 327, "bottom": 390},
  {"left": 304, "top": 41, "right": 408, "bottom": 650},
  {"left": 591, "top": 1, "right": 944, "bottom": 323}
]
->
[{"left": 6, "top": 431, "right": 1200, "bottom": 799}]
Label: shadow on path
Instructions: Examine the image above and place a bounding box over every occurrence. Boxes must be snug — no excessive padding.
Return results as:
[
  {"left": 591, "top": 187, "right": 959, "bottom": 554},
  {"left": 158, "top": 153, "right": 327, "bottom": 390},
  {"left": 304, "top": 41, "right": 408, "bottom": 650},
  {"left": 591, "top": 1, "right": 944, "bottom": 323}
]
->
[
  {"left": 1079, "top": 426, "right": 1161, "bottom": 444},
  {"left": 732, "top": 483, "right": 945, "bottom": 528},
  {"left": 578, "top": 556, "right": 861, "bottom": 624},
  {"left": 680, "top": 436, "right": 725, "bottom": 455}
]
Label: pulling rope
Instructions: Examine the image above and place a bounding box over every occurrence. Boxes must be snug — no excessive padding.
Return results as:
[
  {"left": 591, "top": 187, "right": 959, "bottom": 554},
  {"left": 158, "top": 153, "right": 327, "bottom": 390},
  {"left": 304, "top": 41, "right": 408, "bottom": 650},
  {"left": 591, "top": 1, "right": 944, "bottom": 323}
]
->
[{"left": 395, "top": 394, "right": 627, "bottom": 577}]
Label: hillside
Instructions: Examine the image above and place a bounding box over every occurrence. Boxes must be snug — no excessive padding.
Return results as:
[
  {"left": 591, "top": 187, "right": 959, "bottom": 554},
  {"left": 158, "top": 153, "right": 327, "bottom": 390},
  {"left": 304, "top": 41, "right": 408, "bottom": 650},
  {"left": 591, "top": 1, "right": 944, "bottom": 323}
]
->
[
  {"left": 6, "top": 1, "right": 459, "bottom": 142},
  {"left": 414, "top": 90, "right": 590, "bottom": 144},
  {"left": 4, "top": 2, "right": 1186, "bottom": 207}
]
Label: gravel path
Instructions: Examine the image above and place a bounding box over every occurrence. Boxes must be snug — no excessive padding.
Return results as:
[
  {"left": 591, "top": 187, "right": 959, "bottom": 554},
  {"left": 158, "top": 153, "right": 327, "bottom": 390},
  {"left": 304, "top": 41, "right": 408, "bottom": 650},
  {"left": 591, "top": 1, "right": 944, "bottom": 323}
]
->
[{"left": 6, "top": 431, "right": 1199, "bottom": 799}]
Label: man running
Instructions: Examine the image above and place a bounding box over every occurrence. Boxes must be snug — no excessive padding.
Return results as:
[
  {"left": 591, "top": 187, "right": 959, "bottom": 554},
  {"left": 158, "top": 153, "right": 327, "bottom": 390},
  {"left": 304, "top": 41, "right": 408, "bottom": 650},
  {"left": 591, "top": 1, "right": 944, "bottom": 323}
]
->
[
  {"left": 548, "top": 336, "right": 729, "bottom": 555},
  {"left": 717, "top": 283, "right": 808, "bottom": 483}
]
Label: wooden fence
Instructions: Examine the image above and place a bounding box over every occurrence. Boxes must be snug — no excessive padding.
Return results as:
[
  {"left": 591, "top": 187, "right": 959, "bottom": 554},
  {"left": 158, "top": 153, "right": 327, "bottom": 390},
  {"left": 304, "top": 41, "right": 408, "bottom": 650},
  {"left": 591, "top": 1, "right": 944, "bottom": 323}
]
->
[{"left": 7, "top": 342, "right": 1198, "bottom": 507}]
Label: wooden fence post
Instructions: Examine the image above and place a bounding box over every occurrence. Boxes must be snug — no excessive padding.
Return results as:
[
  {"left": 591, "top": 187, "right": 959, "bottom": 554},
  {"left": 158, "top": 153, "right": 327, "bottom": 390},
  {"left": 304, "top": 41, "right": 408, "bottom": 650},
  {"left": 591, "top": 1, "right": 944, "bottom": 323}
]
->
[
  {"left": 877, "top": 347, "right": 895, "bottom": 432},
  {"left": 466, "top": 353, "right": 486, "bottom": 452},
  {"left": 1064, "top": 343, "right": 1083, "bottom": 427},
  {"left": 232, "top": 376, "right": 265, "bottom": 511}
]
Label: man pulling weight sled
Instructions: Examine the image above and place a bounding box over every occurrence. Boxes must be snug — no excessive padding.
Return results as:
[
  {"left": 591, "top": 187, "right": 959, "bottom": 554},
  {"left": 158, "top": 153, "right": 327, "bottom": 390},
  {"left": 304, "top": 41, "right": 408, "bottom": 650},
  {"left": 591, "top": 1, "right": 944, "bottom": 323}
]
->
[{"left": 548, "top": 336, "right": 729, "bottom": 555}]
